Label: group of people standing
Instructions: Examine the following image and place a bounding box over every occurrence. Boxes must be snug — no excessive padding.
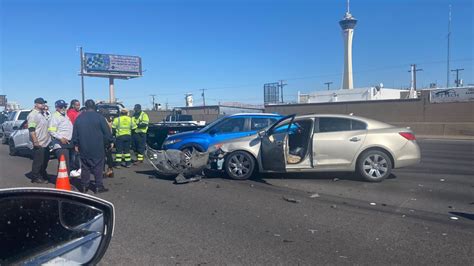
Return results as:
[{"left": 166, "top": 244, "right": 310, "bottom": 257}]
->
[{"left": 27, "top": 97, "right": 149, "bottom": 194}]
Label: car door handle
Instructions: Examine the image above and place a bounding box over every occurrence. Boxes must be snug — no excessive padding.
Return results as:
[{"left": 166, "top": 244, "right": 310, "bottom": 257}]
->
[{"left": 349, "top": 137, "right": 361, "bottom": 142}]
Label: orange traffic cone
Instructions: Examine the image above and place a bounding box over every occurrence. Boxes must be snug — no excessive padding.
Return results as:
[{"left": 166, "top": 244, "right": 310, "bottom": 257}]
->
[{"left": 56, "top": 154, "right": 71, "bottom": 191}]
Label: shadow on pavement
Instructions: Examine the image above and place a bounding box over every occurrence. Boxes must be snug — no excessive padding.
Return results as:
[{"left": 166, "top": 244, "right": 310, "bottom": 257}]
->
[
  {"left": 255, "top": 172, "right": 398, "bottom": 182},
  {"left": 135, "top": 170, "right": 176, "bottom": 181},
  {"left": 450, "top": 211, "right": 474, "bottom": 221}
]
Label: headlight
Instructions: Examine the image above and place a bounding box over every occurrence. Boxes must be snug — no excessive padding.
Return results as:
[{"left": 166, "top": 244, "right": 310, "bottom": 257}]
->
[{"left": 163, "top": 139, "right": 182, "bottom": 146}]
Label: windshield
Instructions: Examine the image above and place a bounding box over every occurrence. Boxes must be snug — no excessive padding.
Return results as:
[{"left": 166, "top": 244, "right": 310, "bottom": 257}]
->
[{"left": 198, "top": 116, "right": 227, "bottom": 133}]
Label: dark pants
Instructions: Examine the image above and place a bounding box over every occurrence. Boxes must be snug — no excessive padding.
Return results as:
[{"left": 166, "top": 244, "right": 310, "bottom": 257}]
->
[
  {"left": 70, "top": 150, "right": 81, "bottom": 171},
  {"left": 132, "top": 133, "right": 146, "bottom": 161},
  {"left": 115, "top": 135, "right": 132, "bottom": 165},
  {"left": 80, "top": 157, "right": 105, "bottom": 188},
  {"left": 55, "top": 148, "right": 70, "bottom": 172},
  {"left": 31, "top": 147, "right": 50, "bottom": 180},
  {"left": 105, "top": 147, "right": 114, "bottom": 169}
]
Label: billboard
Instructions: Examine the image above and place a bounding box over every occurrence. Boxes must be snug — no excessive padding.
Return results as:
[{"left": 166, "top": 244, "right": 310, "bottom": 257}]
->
[
  {"left": 430, "top": 87, "right": 474, "bottom": 103},
  {"left": 264, "top": 82, "right": 280, "bottom": 104},
  {"left": 83, "top": 53, "right": 142, "bottom": 76}
]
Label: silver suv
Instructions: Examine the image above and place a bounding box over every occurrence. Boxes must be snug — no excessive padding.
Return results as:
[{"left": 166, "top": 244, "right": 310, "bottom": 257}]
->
[
  {"left": 1, "top": 109, "right": 31, "bottom": 144},
  {"left": 9, "top": 120, "right": 33, "bottom": 156}
]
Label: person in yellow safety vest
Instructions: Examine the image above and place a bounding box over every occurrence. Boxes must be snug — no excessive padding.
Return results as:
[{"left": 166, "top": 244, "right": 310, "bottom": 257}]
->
[
  {"left": 131, "top": 104, "right": 150, "bottom": 165},
  {"left": 112, "top": 108, "right": 137, "bottom": 168}
]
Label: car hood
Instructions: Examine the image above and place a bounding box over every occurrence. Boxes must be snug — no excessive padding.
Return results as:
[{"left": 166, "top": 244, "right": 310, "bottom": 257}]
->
[{"left": 166, "top": 130, "right": 206, "bottom": 140}]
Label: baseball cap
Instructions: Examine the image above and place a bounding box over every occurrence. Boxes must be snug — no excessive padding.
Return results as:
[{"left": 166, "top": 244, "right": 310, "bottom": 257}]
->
[
  {"left": 55, "top": 100, "right": 68, "bottom": 108},
  {"left": 34, "top": 98, "right": 47, "bottom": 104},
  {"left": 134, "top": 104, "right": 142, "bottom": 110}
]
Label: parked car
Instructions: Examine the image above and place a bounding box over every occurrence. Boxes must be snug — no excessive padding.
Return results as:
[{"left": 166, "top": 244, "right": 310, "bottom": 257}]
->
[
  {"left": 1, "top": 109, "right": 31, "bottom": 144},
  {"left": 9, "top": 120, "right": 33, "bottom": 156},
  {"left": 210, "top": 114, "right": 421, "bottom": 182},
  {"left": 162, "top": 113, "right": 283, "bottom": 156}
]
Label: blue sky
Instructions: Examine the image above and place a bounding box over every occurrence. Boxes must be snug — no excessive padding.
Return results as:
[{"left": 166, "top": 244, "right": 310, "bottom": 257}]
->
[{"left": 1, "top": 0, "right": 472, "bottom": 110}]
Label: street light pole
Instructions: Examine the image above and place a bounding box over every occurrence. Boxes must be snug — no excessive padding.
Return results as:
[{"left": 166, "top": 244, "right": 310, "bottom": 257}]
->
[{"left": 79, "top": 46, "right": 85, "bottom": 105}]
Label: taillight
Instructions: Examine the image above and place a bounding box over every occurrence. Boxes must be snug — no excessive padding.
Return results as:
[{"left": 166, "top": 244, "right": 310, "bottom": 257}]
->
[{"left": 399, "top": 132, "right": 416, "bottom": 140}]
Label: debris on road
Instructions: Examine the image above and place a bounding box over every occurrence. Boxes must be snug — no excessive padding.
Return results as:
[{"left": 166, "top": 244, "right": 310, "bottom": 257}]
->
[
  {"left": 370, "top": 203, "right": 376, "bottom": 206},
  {"left": 331, "top": 205, "right": 337, "bottom": 209},
  {"left": 309, "top": 193, "right": 320, "bottom": 198},
  {"left": 175, "top": 174, "right": 202, "bottom": 184},
  {"left": 282, "top": 196, "right": 301, "bottom": 204},
  {"left": 283, "top": 239, "right": 294, "bottom": 243},
  {"left": 273, "top": 234, "right": 281, "bottom": 237},
  {"left": 146, "top": 147, "right": 209, "bottom": 184},
  {"left": 440, "top": 178, "right": 445, "bottom": 182},
  {"left": 450, "top": 216, "right": 459, "bottom": 220},
  {"left": 333, "top": 178, "right": 340, "bottom": 182},
  {"left": 308, "top": 229, "right": 318, "bottom": 234}
]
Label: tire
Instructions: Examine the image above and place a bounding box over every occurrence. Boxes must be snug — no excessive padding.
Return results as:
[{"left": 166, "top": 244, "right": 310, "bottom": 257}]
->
[
  {"left": 224, "top": 151, "right": 256, "bottom": 180},
  {"left": 357, "top": 150, "right": 392, "bottom": 182},
  {"left": 9, "top": 139, "right": 17, "bottom": 156},
  {"left": 180, "top": 145, "right": 204, "bottom": 159}
]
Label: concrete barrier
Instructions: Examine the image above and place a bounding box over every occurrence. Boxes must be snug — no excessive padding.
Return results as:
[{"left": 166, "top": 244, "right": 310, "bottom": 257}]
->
[{"left": 265, "top": 90, "right": 474, "bottom": 138}]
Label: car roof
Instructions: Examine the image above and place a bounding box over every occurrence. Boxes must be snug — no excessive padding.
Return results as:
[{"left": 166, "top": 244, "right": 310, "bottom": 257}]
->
[
  {"left": 295, "top": 113, "right": 393, "bottom": 129},
  {"left": 230, "top": 113, "right": 281, "bottom": 117}
]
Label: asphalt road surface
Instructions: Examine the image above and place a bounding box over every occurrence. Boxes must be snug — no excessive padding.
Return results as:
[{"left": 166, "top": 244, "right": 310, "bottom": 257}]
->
[{"left": 1, "top": 139, "right": 473, "bottom": 265}]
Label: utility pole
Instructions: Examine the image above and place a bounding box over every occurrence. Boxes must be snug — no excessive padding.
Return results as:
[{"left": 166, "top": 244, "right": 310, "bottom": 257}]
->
[
  {"left": 324, "top": 82, "right": 333, "bottom": 91},
  {"left": 150, "top": 94, "right": 156, "bottom": 110},
  {"left": 278, "top": 80, "right": 287, "bottom": 103},
  {"left": 79, "top": 46, "right": 85, "bottom": 105},
  {"left": 447, "top": 5, "right": 452, "bottom": 88},
  {"left": 200, "top": 89, "right": 207, "bottom": 106},
  {"left": 451, "top": 68, "right": 464, "bottom": 87},
  {"left": 408, "top": 64, "right": 423, "bottom": 98},
  {"left": 409, "top": 64, "right": 423, "bottom": 91}
]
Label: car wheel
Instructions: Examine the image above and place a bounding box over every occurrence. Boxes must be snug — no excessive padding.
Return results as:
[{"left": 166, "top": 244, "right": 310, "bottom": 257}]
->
[
  {"left": 180, "top": 145, "right": 204, "bottom": 161},
  {"left": 357, "top": 150, "right": 392, "bottom": 182},
  {"left": 224, "top": 151, "right": 255, "bottom": 180},
  {"left": 9, "top": 139, "right": 17, "bottom": 156}
]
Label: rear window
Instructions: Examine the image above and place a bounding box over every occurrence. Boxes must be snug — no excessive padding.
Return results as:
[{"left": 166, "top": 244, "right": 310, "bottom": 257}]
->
[
  {"left": 318, "top": 118, "right": 367, "bottom": 132},
  {"left": 18, "top": 111, "right": 30, "bottom": 120},
  {"left": 351, "top": 120, "right": 367, "bottom": 130}
]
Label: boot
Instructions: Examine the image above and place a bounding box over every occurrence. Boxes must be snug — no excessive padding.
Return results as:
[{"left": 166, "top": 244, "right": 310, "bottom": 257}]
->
[
  {"left": 94, "top": 186, "right": 109, "bottom": 194},
  {"left": 78, "top": 185, "right": 89, "bottom": 193}
]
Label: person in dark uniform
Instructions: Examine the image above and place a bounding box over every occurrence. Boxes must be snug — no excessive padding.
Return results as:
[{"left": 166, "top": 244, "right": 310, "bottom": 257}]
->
[{"left": 72, "top": 100, "right": 113, "bottom": 193}]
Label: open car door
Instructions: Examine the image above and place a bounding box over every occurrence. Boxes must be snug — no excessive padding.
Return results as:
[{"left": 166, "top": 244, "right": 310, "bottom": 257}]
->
[{"left": 260, "top": 115, "right": 295, "bottom": 171}]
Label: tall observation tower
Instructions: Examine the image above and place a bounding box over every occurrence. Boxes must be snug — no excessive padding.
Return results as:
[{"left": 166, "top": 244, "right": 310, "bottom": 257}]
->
[{"left": 339, "top": 0, "right": 357, "bottom": 90}]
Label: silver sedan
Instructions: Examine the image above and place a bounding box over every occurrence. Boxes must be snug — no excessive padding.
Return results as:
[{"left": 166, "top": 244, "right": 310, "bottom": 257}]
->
[{"left": 210, "top": 114, "right": 421, "bottom": 182}]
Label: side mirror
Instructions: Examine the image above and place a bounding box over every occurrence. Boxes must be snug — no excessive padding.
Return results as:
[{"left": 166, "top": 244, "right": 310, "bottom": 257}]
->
[
  {"left": 258, "top": 130, "right": 266, "bottom": 137},
  {"left": 0, "top": 188, "right": 114, "bottom": 265},
  {"left": 209, "top": 129, "right": 218, "bottom": 136},
  {"left": 12, "top": 126, "right": 18, "bottom": 130}
]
